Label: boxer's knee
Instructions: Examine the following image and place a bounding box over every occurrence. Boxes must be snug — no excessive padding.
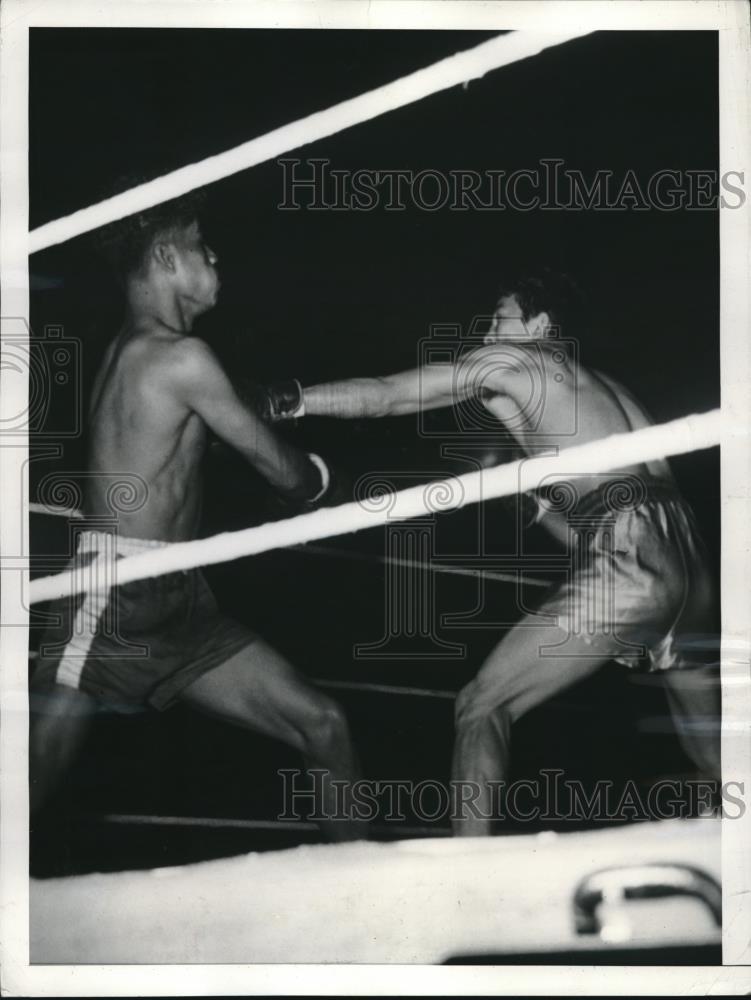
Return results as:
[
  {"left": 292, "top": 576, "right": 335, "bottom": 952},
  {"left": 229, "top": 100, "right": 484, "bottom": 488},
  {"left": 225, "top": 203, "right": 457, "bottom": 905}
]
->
[
  {"left": 299, "top": 695, "right": 350, "bottom": 757},
  {"left": 455, "top": 678, "right": 512, "bottom": 733}
]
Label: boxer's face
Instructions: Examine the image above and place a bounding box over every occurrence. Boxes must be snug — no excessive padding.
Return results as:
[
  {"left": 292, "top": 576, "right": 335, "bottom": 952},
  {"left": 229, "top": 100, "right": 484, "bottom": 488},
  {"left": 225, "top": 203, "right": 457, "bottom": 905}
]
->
[
  {"left": 172, "top": 220, "right": 221, "bottom": 314},
  {"left": 485, "top": 294, "right": 547, "bottom": 344}
]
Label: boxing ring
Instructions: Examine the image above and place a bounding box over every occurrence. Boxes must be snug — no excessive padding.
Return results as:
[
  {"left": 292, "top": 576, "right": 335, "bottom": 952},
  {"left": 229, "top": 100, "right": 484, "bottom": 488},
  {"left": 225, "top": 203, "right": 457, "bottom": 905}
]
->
[
  {"left": 23, "top": 27, "right": 722, "bottom": 603},
  {"left": 19, "top": 27, "right": 738, "bottom": 966},
  {"left": 32, "top": 818, "right": 720, "bottom": 964}
]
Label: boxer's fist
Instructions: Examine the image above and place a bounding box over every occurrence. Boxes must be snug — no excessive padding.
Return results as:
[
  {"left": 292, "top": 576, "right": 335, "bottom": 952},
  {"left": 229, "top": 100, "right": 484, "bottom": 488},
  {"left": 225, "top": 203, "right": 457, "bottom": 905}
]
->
[
  {"left": 306, "top": 457, "right": 355, "bottom": 510},
  {"left": 289, "top": 452, "right": 354, "bottom": 508},
  {"left": 252, "top": 379, "right": 305, "bottom": 422},
  {"left": 304, "top": 452, "right": 331, "bottom": 505},
  {"left": 272, "top": 451, "right": 346, "bottom": 515}
]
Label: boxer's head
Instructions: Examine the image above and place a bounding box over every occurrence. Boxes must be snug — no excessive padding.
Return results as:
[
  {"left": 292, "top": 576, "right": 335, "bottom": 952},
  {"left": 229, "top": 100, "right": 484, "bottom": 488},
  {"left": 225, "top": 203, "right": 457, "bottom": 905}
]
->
[
  {"left": 485, "top": 268, "right": 585, "bottom": 344},
  {"left": 95, "top": 189, "right": 219, "bottom": 315}
]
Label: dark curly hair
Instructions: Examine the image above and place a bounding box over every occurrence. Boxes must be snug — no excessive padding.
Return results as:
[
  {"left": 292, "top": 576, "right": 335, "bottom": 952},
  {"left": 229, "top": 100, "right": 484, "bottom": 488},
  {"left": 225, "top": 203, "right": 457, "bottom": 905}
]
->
[
  {"left": 91, "top": 181, "right": 207, "bottom": 286},
  {"left": 496, "top": 267, "right": 588, "bottom": 335}
]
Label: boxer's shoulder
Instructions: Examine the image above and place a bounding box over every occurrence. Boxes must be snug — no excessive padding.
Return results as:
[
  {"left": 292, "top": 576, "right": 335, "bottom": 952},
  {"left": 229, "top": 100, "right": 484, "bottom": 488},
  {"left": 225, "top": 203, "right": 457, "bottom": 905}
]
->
[{"left": 156, "top": 335, "right": 223, "bottom": 389}]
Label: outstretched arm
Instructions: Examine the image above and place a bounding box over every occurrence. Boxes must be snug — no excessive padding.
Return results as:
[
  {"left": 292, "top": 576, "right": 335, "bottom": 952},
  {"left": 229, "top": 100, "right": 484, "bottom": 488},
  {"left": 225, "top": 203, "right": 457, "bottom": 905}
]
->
[
  {"left": 171, "top": 339, "right": 324, "bottom": 500},
  {"left": 304, "top": 371, "right": 440, "bottom": 419},
  {"left": 302, "top": 346, "right": 526, "bottom": 419}
]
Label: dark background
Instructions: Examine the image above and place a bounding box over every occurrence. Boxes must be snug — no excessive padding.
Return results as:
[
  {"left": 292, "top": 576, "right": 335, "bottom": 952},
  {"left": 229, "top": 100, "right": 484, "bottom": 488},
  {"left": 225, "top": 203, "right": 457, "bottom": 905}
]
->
[{"left": 28, "top": 29, "right": 720, "bottom": 876}]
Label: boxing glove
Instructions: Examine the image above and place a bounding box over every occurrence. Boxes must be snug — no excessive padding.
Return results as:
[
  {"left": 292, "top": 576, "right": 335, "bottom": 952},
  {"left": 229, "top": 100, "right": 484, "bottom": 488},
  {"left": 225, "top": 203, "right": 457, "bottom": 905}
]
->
[{"left": 252, "top": 379, "right": 306, "bottom": 422}]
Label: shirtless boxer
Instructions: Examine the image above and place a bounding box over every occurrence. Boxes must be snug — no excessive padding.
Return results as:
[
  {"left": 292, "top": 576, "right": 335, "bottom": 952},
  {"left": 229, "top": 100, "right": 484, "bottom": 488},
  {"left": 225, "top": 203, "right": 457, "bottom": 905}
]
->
[
  {"left": 30, "top": 195, "right": 363, "bottom": 841},
  {"left": 259, "top": 269, "right": 720, "bottom": 835}
]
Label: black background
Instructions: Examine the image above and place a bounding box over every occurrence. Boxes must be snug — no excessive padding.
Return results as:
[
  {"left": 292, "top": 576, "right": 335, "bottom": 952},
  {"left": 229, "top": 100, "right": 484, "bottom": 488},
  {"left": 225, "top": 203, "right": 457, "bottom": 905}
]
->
[{"left": 28, "top": 29, "right": 720, "bottom": 875}]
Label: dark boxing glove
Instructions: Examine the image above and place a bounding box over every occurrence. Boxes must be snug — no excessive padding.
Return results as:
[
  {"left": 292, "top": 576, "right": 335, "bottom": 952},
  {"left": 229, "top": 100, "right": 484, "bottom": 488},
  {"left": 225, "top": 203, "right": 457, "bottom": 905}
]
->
[
  {"left": 276, "top": 451, "right": 332, "bottom": 510},
  {"left": 297, "top": 452, "right": 355, "bottom": 509},
  {"left": 305, "top": 452, "right": 331, "bottom": 504},
  {"left": 267, "top": 452, "right": 352, "bottom": 520},
  {"left": 252, "top": 379, "right": 306, "bottom": 423}
]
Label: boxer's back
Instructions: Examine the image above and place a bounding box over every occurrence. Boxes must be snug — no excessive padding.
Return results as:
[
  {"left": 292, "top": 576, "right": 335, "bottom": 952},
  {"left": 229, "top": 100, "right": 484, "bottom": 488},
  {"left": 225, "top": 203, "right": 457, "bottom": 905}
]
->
[{"left": 86, "top": 322, "right": 207, "bottom": 540}]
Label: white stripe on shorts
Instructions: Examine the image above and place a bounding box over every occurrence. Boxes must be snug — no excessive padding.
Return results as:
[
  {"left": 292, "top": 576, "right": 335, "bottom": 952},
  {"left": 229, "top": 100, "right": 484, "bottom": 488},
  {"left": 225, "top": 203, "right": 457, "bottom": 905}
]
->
[{"left": 53, "top": 531, "right": 168, "bottom": 690}]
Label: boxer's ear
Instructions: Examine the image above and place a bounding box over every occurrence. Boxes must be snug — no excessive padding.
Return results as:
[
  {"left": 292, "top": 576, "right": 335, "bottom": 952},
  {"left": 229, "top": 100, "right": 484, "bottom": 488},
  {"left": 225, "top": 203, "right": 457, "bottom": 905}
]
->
[
  {"left": 152, "top": 240, "right": 177, "bottom": 273},
  {"left": 529, "top": 310, "right": 550, "bottom": 337}
]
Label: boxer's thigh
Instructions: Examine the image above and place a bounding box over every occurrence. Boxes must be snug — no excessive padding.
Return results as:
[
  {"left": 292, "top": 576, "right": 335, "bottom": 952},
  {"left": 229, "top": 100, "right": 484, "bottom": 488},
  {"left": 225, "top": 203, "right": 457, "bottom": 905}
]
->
[
  {"left": 457, "top": 614, "right": 622, "bottom": 726},
  {"left": 177, "top": 638, "right": 336, "bottom": 751}
]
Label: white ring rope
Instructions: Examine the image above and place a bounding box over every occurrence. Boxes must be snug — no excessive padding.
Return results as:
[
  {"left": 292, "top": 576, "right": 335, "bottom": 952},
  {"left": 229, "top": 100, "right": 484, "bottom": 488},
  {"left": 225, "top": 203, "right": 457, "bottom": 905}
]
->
[
  {"left": 29, "top": 502, "right": 83, "bottom": 520},
  {"left": 27, "top": 505, "right": 552, "bottom": 588},
  {"left": 28, "top": 30, "right": 593, "bottom": 254},
  {"left": 291, "top": 544, "right": 552, "bottom": 589},
  {"left": 27, "top": 408, "right": 722, "bottom": 606},
  {"left": 316, "top": 678, "right": 455, "bottom": 700},
  {"left": 99, "top": 813, "right": 452, "bottom": 839}
]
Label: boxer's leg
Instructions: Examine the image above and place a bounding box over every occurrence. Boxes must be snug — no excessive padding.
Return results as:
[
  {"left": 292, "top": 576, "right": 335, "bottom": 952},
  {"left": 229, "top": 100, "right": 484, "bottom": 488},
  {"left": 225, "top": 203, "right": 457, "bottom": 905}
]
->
[
  {"left": 662, "top": 665, "right": 721, "bottom": 780},
  {"left": 179, "top": 639, "right": 365, "bottom": 841},
  {"left": 29, "top": 685, "right": 97, "bottom": 815},
  {"left": 452, "top": 617, "right": 619, "bottom": 836}
]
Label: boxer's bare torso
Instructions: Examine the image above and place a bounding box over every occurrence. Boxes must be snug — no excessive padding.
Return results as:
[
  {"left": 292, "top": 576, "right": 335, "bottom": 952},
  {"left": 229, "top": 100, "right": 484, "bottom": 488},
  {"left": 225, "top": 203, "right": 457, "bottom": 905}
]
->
[
  {"left": 477, "top": 341, "right": 672, "bottom": 542},
  {"left": 87, "top": 324, "right": 208, "bottom": 540}
]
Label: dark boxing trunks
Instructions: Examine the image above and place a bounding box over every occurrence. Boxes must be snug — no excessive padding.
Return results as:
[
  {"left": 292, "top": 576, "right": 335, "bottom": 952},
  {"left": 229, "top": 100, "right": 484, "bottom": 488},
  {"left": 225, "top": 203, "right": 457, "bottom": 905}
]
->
[
  {"left": 535, "top": 476, "right": 713, "bottom": 672},
  {"left": 31, "top": 531, "right": 257, "bottom": 711}
]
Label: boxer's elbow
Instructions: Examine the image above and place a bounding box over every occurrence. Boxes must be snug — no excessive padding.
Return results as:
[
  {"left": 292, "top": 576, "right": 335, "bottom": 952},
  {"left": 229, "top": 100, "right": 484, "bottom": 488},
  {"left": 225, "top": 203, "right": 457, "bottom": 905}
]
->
[{"left": 370, "top": 376, "right": 401, "bottom": 417}]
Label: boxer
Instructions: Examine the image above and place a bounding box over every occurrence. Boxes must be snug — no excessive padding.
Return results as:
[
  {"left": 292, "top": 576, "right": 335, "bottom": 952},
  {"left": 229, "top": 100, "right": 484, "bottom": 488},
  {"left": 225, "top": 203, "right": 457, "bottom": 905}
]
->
[
  {"left": 259, "top": 268, "right": 721, "bottom": 834},
  {"left": 30, "top": 195, "right": 364, "bottom": 841}
]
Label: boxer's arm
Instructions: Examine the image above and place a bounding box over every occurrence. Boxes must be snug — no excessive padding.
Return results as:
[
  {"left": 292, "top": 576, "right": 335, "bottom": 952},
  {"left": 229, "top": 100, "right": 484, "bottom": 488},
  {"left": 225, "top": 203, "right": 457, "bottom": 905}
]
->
[
  {"left": 303, "top": 346, "right": 525, "bottom": 418},
  {"left": 304, "top": 367, "right": 462, "bottom": 418},
  {"left": 171, "top": 339, "right": 325, "bottom": 500},
  {"left": 303, "top": 375, "right": 420, "bottom": 418}
]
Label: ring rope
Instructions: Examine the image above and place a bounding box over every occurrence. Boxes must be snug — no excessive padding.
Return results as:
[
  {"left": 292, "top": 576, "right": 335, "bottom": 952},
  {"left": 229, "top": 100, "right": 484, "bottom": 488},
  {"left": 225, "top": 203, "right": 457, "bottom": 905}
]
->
[
  {"left": 98, "top": 813, "right": 452, "bottom": 839},
  {"left": 29, "top": 502, "right": 83, "bottom": 520},
  {"left": 28, "top": 505, "right": 552, "bottom": 587},
  {"left": 28, "top": 31, "right": 592, "bottom": 254},
  {"left": 292, "top": 543, "right": 552, "bottom": 589},
  {"left": 316, "top": 678, "right": 455, "bottom": 700},
  {"left": 27, "top": 408, "right": 722, "bottom": 606}
]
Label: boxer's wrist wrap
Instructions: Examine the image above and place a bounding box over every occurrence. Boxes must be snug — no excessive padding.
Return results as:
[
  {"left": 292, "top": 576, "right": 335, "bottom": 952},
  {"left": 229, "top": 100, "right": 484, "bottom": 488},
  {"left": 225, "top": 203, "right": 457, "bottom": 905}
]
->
[
  {"left": 307, "top": 452, "right": 331, "bottom": 503},
  {"left": 263, "top": 379, "right": 305, "bottom": 421}
]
